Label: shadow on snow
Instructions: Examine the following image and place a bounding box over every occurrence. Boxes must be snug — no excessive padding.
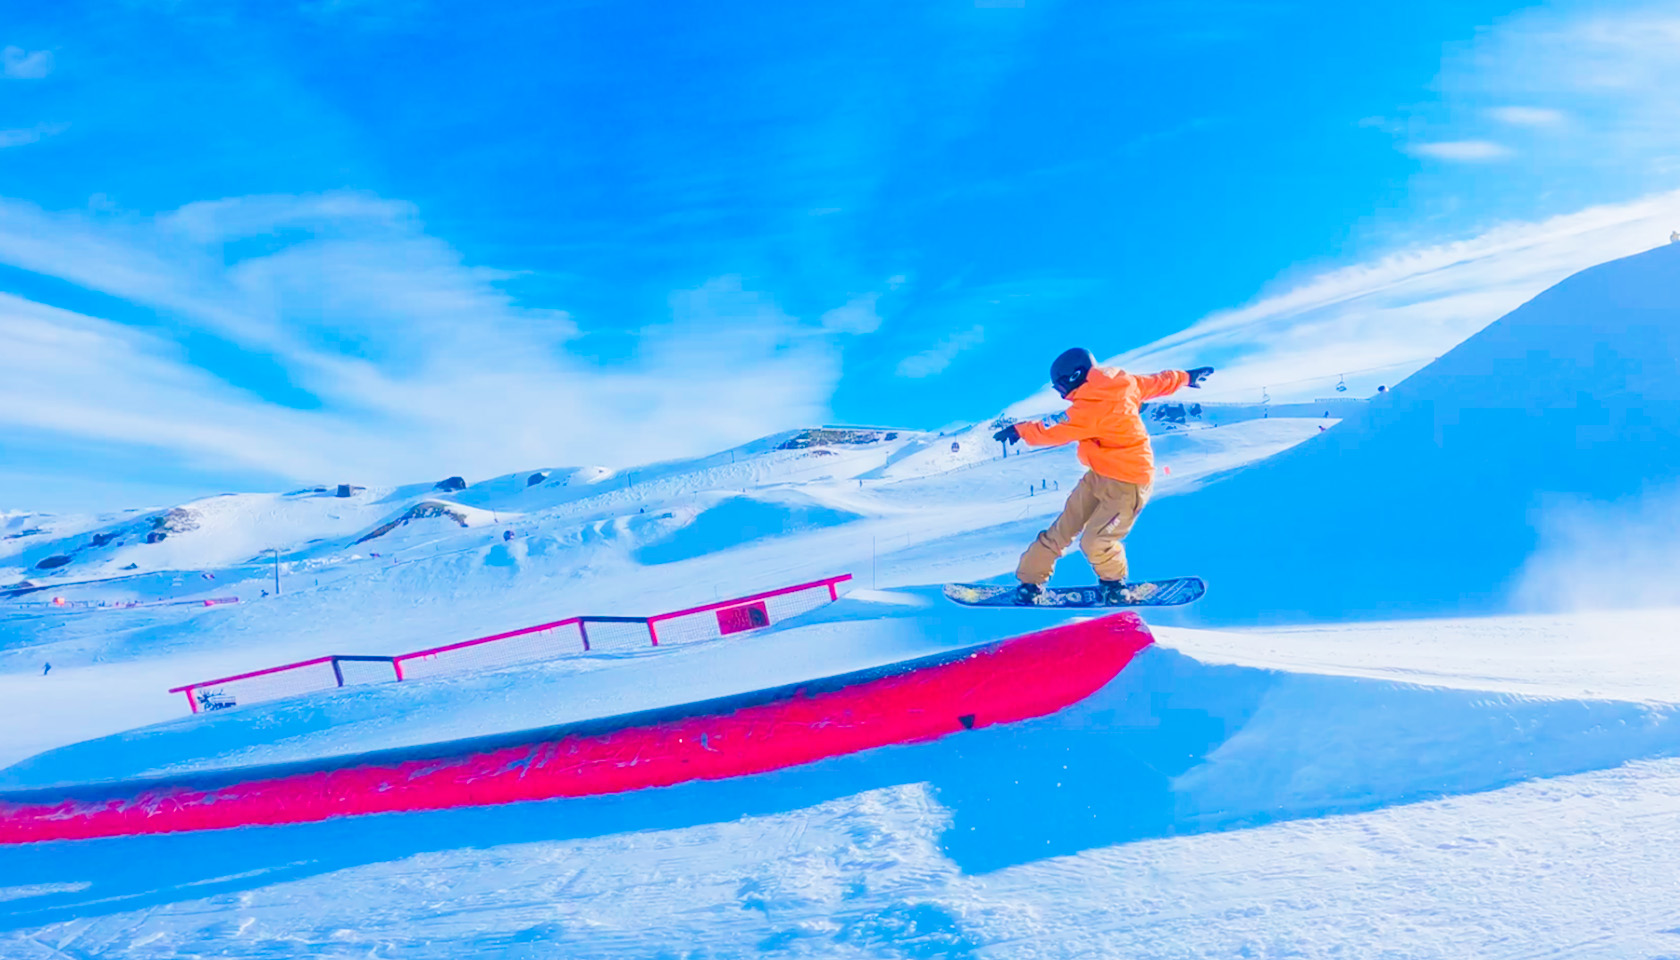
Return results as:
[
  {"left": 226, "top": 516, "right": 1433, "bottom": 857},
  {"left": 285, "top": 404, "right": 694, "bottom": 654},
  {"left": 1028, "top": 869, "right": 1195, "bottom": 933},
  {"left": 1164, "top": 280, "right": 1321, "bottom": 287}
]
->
[{"left": 2, "top": 646, "right": 1679, "bottom": 928}]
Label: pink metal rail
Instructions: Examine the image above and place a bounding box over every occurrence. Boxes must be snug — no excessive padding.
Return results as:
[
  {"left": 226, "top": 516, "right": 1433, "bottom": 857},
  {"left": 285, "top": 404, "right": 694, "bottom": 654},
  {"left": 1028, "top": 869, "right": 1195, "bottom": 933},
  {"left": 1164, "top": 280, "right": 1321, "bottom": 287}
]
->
[
  {"left": 169, "top": 573, "right": 852, "bottom": 713},
  {"left": 645, "top": 576, "right": 849, "bottom": 645},
  {"left": 169, "top": 655, "right": 399, "bottom": 714}
]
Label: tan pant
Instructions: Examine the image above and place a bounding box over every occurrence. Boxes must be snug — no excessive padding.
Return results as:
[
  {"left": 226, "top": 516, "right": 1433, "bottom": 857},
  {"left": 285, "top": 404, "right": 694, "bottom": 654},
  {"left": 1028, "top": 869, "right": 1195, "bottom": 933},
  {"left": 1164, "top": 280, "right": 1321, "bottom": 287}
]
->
[{"left": 1016, "top": 471, "right": 1149, "bottom": 585}]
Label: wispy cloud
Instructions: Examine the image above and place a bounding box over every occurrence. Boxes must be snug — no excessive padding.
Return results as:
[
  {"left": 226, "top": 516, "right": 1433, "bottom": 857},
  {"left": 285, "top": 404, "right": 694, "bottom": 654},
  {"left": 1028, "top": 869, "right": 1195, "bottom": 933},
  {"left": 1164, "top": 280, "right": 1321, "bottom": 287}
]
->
[
  {"left": 1487, "top": 106, "right": 1566, "bottom": 127},
  {"left": 1406, "top": 139, "right": 1512, "bottom": 162},
  {"left": 897, "top": 325, "right": 985, "bottom": 378},
  {"left": 0, "top": 193, "right": 876, "bottom": 503},
  {"left": 1007, "top": 188, "right": 1680, "bottom": 416},
  {"left": 819, "top": 294, "right": 882, "bottom": 334},
  {"left": 1430, "top": 3, "right": 1680, "bottom": 181},
  {"left": 2, "top": 46, "right": 52, "bottom": 80},
  {"left": 0, "top": 122, "right": 68, "bottom": 149}
]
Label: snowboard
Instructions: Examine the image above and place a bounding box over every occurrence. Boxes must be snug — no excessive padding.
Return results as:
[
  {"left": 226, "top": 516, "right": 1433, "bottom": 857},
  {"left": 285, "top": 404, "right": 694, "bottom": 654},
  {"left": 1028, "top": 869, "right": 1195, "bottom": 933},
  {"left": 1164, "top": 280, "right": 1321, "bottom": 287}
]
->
[{"left": 943, "top": 576, "right": 1205, "bottom": 608}]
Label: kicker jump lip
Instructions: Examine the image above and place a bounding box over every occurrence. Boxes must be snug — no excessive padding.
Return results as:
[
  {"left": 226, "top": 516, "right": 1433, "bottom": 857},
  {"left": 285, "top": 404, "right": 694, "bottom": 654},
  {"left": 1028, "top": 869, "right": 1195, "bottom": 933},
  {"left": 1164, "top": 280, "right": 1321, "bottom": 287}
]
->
[{"left": 0, "top": 612, "right": 1155, "bottom": 844}]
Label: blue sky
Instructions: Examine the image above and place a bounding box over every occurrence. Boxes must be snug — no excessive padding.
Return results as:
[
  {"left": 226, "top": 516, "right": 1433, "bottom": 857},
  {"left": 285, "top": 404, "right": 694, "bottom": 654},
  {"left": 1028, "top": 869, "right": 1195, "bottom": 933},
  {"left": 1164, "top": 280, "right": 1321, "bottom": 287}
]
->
[{"left": 4, "top": 0, "right": 1680, "bottom": 511}]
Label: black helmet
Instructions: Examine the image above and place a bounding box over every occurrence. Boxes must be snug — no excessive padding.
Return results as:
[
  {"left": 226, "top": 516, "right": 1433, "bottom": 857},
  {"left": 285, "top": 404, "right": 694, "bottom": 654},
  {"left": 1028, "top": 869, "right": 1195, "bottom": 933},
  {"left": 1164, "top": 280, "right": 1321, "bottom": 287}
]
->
[{"left": 1050, "top": 347, "right": 1095, "bottom": 398}]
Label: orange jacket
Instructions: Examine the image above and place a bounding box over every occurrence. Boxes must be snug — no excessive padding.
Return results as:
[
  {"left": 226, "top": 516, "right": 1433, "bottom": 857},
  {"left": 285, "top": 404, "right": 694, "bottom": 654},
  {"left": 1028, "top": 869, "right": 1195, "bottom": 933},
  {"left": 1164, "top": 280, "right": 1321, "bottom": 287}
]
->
[{"left": 1015, "top": 366, "right": 1189, "bottom": 485}]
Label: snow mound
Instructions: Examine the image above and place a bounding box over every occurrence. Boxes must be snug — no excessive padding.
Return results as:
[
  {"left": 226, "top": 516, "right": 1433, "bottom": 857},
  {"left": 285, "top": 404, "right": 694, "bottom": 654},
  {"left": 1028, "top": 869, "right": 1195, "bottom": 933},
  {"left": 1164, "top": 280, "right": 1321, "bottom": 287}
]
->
[
  {"left": 352, "top": 500, "right": 495, "bottom": 545},
  {"left": 634, "top": 493, "right": 864, "bottom": 565},
  {"left": 1129, "top": 242, "right": 1680, "bottom": 623}
]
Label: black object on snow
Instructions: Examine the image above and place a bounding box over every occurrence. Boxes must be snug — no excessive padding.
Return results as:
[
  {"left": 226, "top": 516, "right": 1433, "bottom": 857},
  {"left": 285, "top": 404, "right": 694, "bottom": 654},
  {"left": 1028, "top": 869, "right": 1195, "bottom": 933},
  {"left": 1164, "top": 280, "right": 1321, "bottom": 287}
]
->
[
  {"left": 777, "top": 428, "right": 897, "bottom": 450},
  {"left": 1150, "top": 403, "right": 1188, "bottom": 424},
  {"left": 34, "top": 555, "right": 71, "bottom": 570},
  {"left": 434, "top": 476, "right": 467, "bottom": 492}
]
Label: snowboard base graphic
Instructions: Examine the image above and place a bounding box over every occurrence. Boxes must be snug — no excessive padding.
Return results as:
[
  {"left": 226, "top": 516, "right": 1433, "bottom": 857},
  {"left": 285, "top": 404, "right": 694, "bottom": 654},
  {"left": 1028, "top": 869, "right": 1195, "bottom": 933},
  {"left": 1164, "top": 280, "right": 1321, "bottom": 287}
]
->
[{"left": 943, "top": 577, "right": 1206, "bottom": 608}]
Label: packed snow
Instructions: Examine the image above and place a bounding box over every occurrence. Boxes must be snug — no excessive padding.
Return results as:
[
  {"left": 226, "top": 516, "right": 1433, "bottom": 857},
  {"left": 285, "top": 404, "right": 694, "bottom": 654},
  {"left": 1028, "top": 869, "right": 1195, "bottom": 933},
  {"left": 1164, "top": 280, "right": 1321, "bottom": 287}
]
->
[{"left": 1, "top": 245, "right": 1679, "bottom": 957}]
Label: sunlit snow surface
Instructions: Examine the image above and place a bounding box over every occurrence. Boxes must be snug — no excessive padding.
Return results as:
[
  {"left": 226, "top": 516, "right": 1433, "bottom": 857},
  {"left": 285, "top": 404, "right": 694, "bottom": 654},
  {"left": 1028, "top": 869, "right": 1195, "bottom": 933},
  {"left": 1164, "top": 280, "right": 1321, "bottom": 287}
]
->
[{"left": 4, "top": 246, "right": 1680, "bottom": 958}]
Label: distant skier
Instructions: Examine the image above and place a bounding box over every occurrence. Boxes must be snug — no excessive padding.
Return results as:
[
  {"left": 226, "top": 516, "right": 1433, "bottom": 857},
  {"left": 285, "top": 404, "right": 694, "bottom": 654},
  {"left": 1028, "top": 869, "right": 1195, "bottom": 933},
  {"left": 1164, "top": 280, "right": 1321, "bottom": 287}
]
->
[{"left": 992, "top": 348, "right": 1212, "bottom": 605}]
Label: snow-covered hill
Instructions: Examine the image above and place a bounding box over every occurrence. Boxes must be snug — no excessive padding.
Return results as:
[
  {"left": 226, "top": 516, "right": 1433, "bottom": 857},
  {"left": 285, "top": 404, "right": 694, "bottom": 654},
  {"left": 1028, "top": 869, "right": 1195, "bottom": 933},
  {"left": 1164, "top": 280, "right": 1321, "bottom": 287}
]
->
[
  {"left": 1131, "top": 241, "right": 1680, "bottom": 624},
  {"left": 0, "top": 412, "right": 1322, "bottom": 771},
  {"left": 3, "top": 246, "right": 1680, "bottom": 958}
]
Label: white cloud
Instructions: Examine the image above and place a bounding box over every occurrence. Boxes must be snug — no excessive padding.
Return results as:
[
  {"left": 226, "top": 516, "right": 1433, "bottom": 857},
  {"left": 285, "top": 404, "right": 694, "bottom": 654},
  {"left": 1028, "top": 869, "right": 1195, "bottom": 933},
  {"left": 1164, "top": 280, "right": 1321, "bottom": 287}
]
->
[
  {"left": 0, "top": 194, "right": 860, "bottom": 494},
  {"left": 897, "top": 325, "right": 985, "bottom": 378},
  {"left": 0, "top": 293, "right": 360, "bottom": 480},
  {"left": 0, "top": 122, "right": 67, "bottom": 149},
  {"left": 2, "top": 46, "right": 52, "bottom": 80},
  {"left": 1487, "top": 106, "right": 1566, "bottom": 127},
  {"left": 1430, "top": 4, "right": 1680, "bottom": 182},
  {"left": 1407, "top": 139, "right": 1512, "bottom": 162},
  {"left": 819, "top": 294, "right": 881, "bottom": 334},
  {"left": 1006, "top": 187, "right": 1680, "bottom": 417}
]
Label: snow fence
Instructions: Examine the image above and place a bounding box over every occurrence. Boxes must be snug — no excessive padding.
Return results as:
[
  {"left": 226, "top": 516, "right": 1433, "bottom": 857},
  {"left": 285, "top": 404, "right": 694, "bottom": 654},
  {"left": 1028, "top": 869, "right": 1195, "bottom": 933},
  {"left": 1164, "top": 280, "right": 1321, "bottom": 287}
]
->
[{"left": 169, "top": 575, "right": 851, "bottom": 714}]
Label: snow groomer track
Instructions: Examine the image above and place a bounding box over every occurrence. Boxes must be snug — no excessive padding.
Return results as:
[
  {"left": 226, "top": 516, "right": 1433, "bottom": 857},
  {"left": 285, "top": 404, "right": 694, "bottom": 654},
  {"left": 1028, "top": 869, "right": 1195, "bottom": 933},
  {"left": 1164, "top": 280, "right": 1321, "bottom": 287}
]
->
[{"left": 0, "top": 612, "right": 1153, "bottom": 843}]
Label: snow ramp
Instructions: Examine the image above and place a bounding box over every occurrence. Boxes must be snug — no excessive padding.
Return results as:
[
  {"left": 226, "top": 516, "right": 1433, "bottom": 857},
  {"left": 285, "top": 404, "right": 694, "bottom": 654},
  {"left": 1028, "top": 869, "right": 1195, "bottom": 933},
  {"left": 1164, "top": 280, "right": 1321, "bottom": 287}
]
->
[
  {"left": 5, "top": 605, "right": 1680, "bottom": 939},
  {"left": 0, "top": 612, "right": 1154, "bottom": 843},
  {"left": 1130, "top": 241, "right": 1680, "bottom": 624}
]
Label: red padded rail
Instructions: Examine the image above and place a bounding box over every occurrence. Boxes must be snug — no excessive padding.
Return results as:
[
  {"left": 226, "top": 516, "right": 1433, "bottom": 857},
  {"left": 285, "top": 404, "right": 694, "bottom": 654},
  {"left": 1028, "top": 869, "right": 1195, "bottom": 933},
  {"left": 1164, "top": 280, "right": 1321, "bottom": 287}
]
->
[{"left": 0, "top": 611, "right": 1152, "bottom": 843}]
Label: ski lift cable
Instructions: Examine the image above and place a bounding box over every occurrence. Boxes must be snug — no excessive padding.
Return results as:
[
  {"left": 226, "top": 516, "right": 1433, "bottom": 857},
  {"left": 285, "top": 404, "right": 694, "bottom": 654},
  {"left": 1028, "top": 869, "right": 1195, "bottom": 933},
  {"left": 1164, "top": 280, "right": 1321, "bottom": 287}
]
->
[{"left": 1196, "top": 355, "right": 1439, "bottom": 400}]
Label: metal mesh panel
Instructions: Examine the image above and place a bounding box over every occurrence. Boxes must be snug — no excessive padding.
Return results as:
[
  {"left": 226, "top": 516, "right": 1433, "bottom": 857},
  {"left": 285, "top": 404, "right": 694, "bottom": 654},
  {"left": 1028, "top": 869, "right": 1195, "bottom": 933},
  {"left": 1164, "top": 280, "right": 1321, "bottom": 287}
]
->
[
  {"left": 187, "top": 660, "right": 341, "bottom": 712},
  {"left": 647, "top": 609, "right": 720, "bottom": 646},
  {"left": 649, "top": 582, "right": 835, "bottom": 647},
  {"left": 580, "top": 618, "right": 654, "bottom": 653},
  {"left": 763, "top": 585, "right": 837, "bottom": 623},
  {"left": 335, "top": 657, "right": 400, "bottom": 686},
  {"left": 396, "top": 620, "right": 587, "bottom": 680}
]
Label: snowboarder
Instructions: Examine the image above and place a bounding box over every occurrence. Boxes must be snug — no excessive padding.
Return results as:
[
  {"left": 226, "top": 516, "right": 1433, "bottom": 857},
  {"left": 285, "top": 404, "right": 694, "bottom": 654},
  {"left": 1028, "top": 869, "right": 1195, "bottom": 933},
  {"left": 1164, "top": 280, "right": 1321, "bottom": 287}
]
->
[{"left": 992, "top": 348, "right": 1212, "bottom": 605}]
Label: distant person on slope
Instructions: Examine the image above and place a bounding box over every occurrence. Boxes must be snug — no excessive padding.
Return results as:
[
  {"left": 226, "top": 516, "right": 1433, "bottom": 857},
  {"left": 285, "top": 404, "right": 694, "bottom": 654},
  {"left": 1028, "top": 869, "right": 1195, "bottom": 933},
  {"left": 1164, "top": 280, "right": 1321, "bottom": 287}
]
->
[{"left": 992, "top": 348, "right": 1213, "bottom": 605}]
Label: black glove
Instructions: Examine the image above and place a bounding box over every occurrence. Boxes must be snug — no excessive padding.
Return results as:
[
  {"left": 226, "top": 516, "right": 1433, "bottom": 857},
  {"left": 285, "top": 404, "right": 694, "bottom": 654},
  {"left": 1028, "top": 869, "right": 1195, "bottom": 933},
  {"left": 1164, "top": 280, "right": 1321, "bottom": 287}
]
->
[
  {"left": 992, "top": 423, "right": 1021, "bottom": 445},
  {"left": 1186, "top": 366, "right": 1214, "bottom": 388}
]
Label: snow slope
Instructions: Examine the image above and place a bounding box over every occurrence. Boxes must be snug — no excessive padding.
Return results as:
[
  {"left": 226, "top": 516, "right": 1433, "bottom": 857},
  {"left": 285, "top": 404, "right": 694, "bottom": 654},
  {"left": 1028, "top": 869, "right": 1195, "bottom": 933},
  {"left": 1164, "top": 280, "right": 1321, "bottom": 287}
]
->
[
  {"left": 1131, "top": 241, "right": 1680, "bottom": 624},
  {"left": 4, "top": 607, "right": 1680, "bottom": 957},
  {"left": 0, "top": 591, "right": 1082, "bottom": 791},
  {"left": 3, "top": 246, "right": 1680, "bottom": 957},
  {"left": 0, "top": 412, "right": 1320, "bottom": 773}
]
